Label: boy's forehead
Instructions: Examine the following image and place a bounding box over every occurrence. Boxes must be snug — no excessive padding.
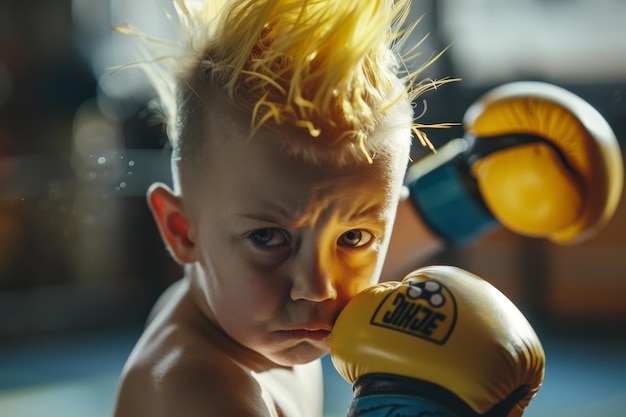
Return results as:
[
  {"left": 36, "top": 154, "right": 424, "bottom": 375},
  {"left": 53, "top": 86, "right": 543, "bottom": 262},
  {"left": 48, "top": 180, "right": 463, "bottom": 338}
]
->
[
  {"left": 199, "top": 100, "right": 406, "bottom": 182},
  {"left": 201, "top": 131, "right": 404, "bottom": 228},
  {"left": 184, "top": 101, "right": 410, "bottom": 225},
  {"left": 201, "top": 86, "right": 412, "bottom": 168}
]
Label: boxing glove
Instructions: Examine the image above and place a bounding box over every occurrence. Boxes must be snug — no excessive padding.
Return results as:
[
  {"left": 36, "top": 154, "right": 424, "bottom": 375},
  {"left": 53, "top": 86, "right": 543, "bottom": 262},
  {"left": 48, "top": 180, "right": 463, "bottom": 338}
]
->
[
  {"left": 407, "top": 81, "right": 623, "bottom": 245},
  {"left": 330, "top": 265, "right": 545, "bottom": 417}
]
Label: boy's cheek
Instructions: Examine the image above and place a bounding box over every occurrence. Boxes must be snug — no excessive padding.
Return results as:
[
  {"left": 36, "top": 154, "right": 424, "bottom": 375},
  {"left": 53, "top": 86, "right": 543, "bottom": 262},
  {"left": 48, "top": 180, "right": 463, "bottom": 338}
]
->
[{"left": 335, "top": 258, "right": 380, "bottom": 295}]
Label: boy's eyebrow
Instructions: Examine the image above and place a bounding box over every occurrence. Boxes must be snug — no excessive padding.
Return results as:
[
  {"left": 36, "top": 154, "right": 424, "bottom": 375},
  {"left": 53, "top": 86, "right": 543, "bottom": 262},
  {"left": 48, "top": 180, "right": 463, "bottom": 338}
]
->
[
  {"left": 348, "top": 203, "right": 387, "bottom": 223},
  {"left": 238, "top": 200, "right": 300, "bottom": 224},
  {"left": 241, "top": 201, "right": 387, "bottom": 225},
  {"left": 237, "top": 187, "right": 389, "bottom": 227}
]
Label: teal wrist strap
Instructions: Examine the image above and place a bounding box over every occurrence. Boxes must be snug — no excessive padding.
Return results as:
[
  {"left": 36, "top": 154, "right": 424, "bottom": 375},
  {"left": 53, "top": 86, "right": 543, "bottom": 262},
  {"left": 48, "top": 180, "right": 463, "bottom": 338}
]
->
[
  {"left": 406, "top": 141, "right": 498, "bottom": 245},
  {"left": 349, "top": 374, "right": 531, "bottom": 417},
  {"left": 348, "top": 393, "right": 459, "bottom": 417}
]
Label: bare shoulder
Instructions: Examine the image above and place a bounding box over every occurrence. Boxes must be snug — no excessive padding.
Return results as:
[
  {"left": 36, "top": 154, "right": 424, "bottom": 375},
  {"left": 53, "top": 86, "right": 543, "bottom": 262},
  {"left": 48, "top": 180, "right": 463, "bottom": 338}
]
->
[
  {"left": 113, "top": 285, "right": 273, "bottom": 417},
  {"left": 115, "top": 343, "right": 270, "bottom": 417}
]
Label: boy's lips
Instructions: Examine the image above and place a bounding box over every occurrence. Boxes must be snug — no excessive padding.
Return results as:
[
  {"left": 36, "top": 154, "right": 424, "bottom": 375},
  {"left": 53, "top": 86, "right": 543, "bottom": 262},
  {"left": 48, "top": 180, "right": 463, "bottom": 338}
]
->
[
  {"left": 277, "top": 325, "right": 332, "bottom": 342},
  {"left": 286, "top": 329, "right": 331, "bottom": 342}
]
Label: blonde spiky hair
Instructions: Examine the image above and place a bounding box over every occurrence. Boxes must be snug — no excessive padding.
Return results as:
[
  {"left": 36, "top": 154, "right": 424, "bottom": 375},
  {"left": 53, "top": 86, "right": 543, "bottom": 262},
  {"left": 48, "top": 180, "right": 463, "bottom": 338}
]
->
[{"left": 116, "top": 0, "right": 448, "bottom": 165}]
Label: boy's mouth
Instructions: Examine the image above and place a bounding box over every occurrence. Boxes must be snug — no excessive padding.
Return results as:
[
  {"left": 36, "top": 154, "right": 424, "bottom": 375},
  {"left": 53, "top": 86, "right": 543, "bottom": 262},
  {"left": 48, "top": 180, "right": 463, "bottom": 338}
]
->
[
  {"left": 291, "top": 329, "right": 331, "bottom": 342},
  {"left": 277, "top": 327, "right": 332, "bottom": 343}
]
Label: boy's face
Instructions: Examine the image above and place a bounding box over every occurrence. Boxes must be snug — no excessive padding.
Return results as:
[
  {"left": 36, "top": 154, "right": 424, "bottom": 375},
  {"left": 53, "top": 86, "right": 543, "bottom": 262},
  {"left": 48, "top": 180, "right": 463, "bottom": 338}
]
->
[{"left": 159, "top": 103, "right": 410, "bottom": 367}]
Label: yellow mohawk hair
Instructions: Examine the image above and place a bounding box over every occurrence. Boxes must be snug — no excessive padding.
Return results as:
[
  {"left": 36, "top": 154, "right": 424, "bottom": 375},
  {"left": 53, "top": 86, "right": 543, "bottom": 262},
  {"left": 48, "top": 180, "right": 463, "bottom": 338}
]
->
[{"left": 117, "top": 0, "right": 443, "bottom": 162}]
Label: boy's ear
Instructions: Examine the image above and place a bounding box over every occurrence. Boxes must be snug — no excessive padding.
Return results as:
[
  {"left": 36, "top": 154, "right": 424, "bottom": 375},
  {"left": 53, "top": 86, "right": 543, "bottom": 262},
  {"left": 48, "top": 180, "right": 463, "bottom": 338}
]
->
[{"left": 147, "top": 183, "right": 196, "bottom": 264}]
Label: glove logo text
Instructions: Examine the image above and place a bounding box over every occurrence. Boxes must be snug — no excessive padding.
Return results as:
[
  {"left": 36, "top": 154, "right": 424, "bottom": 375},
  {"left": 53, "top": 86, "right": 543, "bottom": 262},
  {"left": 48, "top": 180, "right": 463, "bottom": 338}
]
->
[{"left": 369, "top": 279, "right": 457, "bottom": 345}]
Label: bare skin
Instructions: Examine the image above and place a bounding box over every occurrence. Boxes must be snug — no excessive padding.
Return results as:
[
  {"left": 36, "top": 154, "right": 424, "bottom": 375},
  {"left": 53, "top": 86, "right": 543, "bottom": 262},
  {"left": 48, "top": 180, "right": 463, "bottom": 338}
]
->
[
  {"left": 113, "top": 96, "right": 411, "bottom": 416},
  {"left": 114, "top": 277, "right": 324, "bottom": 417}
]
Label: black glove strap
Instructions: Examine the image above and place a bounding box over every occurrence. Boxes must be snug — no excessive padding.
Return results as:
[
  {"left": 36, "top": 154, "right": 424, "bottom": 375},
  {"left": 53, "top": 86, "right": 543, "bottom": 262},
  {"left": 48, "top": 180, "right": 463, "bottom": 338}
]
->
[{"left": 464, "top": 132, "right": 562, "bottom": 167}]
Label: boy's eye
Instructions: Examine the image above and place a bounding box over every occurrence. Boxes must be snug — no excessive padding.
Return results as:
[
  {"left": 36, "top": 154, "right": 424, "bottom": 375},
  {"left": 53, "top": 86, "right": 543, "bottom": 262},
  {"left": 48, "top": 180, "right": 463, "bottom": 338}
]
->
[
  {"left": 338, "top": 229, "right": 373, "bottom": 248},
  {"left": 250, "top": 228, "right": 290, "bottom": 247}
]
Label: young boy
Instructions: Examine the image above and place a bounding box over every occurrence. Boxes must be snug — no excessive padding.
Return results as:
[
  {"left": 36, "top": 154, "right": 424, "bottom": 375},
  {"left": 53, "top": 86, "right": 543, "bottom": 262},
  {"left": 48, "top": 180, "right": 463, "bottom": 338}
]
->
[
  {"left": 112, "top": 0, "right": 438, "bottom": 415},
  {"left": 111, "top": 0, "right": 625, "bottom": 413}
]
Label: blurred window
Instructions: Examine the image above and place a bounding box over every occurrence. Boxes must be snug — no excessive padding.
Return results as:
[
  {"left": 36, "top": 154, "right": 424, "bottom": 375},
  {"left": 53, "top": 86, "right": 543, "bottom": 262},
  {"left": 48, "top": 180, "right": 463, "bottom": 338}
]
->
[{"left": 439, "top": 0, "right": 626, "bottom": 85}]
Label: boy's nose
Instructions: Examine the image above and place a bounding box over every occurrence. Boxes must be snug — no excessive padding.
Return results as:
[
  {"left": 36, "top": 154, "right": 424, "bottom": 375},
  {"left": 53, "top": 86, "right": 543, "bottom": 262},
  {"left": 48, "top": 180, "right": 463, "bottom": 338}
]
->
[{"left": 289, "top": 248, "right": 338, "bottom": 302}]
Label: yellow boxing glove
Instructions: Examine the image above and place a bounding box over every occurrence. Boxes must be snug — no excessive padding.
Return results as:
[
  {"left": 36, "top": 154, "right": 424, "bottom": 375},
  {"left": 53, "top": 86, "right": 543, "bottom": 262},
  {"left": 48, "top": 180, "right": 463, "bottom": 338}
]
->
[
  {"left": 330, "top": 265, "right": 545, "bottom": 417},
  {"left": 406, "top": 81, "right": 623, "bottom": 244}
]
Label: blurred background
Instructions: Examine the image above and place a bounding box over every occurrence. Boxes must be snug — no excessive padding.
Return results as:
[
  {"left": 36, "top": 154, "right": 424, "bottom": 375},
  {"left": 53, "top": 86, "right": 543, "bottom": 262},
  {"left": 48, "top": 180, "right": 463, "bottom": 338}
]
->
[{"left": 0, "top": 0, "right": 625, "bottom": 416}]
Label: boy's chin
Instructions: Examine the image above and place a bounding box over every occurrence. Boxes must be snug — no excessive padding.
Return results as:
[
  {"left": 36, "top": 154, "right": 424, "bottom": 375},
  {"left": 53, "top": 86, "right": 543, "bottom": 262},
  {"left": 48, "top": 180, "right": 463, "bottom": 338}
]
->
[{"left": 268, "top": 342, "right": 329, "bottom": 367}]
